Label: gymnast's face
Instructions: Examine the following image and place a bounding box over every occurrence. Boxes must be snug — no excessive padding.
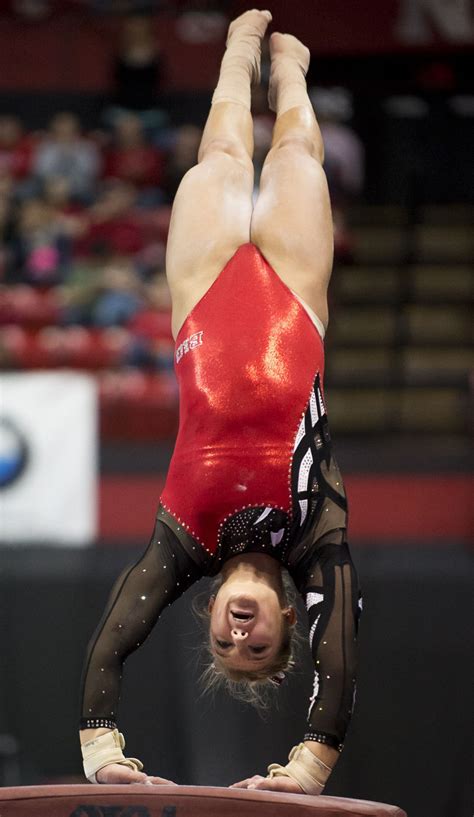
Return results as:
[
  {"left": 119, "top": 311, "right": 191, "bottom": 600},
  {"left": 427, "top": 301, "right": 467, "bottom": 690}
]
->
[{"left": 208, "top": 579, "right": 295, "bottom": 671}]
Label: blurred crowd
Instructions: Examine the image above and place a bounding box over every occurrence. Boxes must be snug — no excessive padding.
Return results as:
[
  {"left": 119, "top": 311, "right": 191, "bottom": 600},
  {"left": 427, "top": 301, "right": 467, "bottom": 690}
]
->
[
  {"left": 0, "top": 12, "right": 364, "bottom": 376},
  {"left": 0, "top": 105, "right": 205, "bottom": 372}
]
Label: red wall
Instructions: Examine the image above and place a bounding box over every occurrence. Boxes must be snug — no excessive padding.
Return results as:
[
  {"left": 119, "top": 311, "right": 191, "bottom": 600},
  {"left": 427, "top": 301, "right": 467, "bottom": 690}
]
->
[
  {"left": 99, "top": 473, "right": 474, "bottom": 545},
  {"left": 1, "top": 0, "right": 473, "bottom": 93}
]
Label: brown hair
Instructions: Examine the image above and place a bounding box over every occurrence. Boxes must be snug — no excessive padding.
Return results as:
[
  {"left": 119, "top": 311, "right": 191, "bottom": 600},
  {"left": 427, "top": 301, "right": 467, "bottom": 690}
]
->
[{"left": 194, "top": 569, "right": 301, "bottom": 710}]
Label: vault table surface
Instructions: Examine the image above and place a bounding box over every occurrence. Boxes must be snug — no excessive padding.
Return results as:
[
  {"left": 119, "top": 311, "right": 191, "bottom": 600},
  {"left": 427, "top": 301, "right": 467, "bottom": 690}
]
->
[{"left": 0, "top": 784, "right": 407, "bottom": 816}]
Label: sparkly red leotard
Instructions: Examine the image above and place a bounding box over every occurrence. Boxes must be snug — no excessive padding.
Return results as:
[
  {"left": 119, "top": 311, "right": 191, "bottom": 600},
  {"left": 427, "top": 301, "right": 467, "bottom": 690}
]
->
[
  {"left": 81, "top": 242, "right": 360, "bottom": 755},
  {"left": 160, "top": 242, "right": 325, "bottom": 555}
]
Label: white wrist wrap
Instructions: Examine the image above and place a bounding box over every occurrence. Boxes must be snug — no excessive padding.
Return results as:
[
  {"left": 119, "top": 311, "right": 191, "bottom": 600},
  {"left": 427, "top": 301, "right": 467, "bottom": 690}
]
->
[
  {"left": 81, "top": 729, "right": 143, "bottom": 783},
  {"left": 267, "top": 742, "right": 332, "bottom": 795}
]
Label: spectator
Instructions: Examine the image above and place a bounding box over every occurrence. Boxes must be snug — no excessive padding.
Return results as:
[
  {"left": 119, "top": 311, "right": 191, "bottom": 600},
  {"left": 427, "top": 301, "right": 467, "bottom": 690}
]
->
[
  {"left": 103, "top": 113, "right": 165, "bottom": 201},
  {"left": 33, "top": 113, "right": 101, "bottom": 203},
  {"left": 0, "top": 115, "right": 34, "bottom": 183},
  {"left": 113, "top": 14, "right": 162, "bottom": 114},
  {"left": 310, "top": 87, "right": 365, "bottom": 259},
  {"left": 78, "top": 181, "right": 145, "bottom": 258},
  {"left": 92, "top": 256, "right": 143, "bottom": 327},
  {"left": 162, "top": 124, "right": 201, "bottom": 203},
  {"left": 43, "top": 176, "right": 88, "bottom": 241},
  {"left": 128, "top": 271, "right": 171, "bottom": 338},
  {"left": 11, "top": 197, "right": 72, "bottom": 286},
  {"left": 310, "top": 87, "right": 365, "bottom": 206},
  {"left": 127, "top": 271, "right": 174, "bottom": 370},
  {"left": 11, "top": 0, "right": 52, "bottom": 21},
  {"left": 251, "top": 84, "right": 274, "bottom": 194},
  {"left": 0, "top": 192, "right": 16, "bottom": 282}
]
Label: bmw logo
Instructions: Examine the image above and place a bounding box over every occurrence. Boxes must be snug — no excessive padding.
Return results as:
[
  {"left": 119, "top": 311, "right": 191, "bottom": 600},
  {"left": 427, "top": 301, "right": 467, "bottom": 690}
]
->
[{"left": 0, "top": 417, "right": 29, "bottom": 489}]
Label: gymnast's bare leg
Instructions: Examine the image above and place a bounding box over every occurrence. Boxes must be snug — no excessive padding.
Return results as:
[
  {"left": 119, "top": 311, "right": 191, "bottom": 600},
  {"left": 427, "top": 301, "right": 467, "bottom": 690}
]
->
[
  {"left": 166, "top": 9, "right": 272, "bottom": 339},
  {"left": 251, "top": 32, "right": 333, "bottom": 332}
]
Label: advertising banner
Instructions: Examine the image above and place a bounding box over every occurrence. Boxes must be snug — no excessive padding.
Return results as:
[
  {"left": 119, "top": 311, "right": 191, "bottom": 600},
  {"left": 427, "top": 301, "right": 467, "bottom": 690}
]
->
[{"left": 0, "top": 372, "right": 97, "bottom": 545}]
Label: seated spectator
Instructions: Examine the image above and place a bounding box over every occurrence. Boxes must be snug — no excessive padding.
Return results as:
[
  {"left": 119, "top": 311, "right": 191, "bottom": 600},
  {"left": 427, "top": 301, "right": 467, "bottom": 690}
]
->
[
  {"left": 126, "top": 272, "right": 174, "bottom": 371},
  {"left": 43, "top": 176, "right": 88, "bottom": 241},
  {"left": 0, "top": 115, "right": 34, "bottom": 183},
  {"left": 33, "top": 112, "right": 101, "bottom": 203},
  {"left": 92, "top": 257, "right": 144, "bottom": 328},
  {"left": 10, "top": 197, "right": 72, "bottom": 286},
  {"left": 103, "top": 114, "right": 165, "bottom": 202},
  {"left": 162, "top": 124, "right": 201, "bottom": 204},
  {"left": 77, "top": 181, "right": 145, "bottom": 258},
  {"left": 128, "top": 271, "right": 171, "bottom": 339}
]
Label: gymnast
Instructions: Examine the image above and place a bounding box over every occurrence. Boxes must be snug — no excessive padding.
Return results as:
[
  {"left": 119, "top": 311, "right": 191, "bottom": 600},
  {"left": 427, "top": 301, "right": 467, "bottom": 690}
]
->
[{"left": 80, "top": 9, "right": 362, "bottom": 796}]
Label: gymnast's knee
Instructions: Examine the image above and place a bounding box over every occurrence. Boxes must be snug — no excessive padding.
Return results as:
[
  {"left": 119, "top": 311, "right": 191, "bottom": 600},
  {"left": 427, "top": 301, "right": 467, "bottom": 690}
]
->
[{"left": 198, "top": 137, "right": 253, "bottom": 172}]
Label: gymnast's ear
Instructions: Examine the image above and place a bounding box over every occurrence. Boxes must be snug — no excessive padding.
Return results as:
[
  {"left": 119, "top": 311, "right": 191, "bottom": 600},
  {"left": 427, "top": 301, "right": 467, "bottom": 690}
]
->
[
  {"left": 208, "top": 595, "right": 216, "bottom": 613},
  {"left": 284, "top": 606, "right": 297, "bottom": 627}
]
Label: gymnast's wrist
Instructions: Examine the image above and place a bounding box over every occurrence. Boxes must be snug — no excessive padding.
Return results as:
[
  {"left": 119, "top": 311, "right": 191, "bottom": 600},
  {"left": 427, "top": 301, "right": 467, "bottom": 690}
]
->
[
  {"left": 303, "top": 739, "right": 339, "bottom": 768},
  {"left": 80, "top": 727, "right": 113, "bottom": 746},
  {"left": 80, "top": 728, "right": 144, "bottom": 783},
  {"left": 267, "top": 742, "right": 334, "bottom": 795}
]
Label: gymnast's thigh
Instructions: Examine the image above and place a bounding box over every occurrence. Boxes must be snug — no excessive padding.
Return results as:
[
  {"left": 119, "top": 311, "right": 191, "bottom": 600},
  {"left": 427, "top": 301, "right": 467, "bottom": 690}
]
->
[{"left": 166, "top": 150, "right": 254, "bottom": 339}]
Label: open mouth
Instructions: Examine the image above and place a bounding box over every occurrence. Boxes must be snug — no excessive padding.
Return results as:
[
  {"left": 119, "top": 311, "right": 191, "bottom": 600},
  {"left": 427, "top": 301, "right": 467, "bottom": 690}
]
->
[{"left": 231, "top": 610, "right": 254, "bottom": 622}]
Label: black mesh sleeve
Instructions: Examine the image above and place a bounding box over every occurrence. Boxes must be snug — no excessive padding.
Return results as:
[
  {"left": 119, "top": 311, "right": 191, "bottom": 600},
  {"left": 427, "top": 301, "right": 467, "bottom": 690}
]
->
[
  {"left": 290, "top": 532, "right": 362, "bottom": 752},
  {"left": 80, "top": 517, "right": 203, "bottom": 729}
]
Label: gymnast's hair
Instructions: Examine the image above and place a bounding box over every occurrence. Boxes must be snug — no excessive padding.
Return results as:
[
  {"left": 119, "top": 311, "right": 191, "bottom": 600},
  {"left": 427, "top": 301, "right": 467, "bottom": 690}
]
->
[{"left": 194, "top": 570, "right": 301, "bottom": 710}]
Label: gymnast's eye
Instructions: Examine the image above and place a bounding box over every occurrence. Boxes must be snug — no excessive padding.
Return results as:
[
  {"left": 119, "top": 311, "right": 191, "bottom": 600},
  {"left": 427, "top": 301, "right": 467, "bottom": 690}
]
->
[
  {"left": 249, "top": 646, "right": 266, "bottom": 654},
  {"left": 216, "top": 639, "right": 232, "bottom": 649}
]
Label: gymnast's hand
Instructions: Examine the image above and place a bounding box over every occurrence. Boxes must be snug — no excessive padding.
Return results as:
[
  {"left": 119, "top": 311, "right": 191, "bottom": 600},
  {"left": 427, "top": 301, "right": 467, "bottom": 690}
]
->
[
  {"left": 95, "top": 763, "right": 177, "bottom": 785},
  {"left": 230, "top": 775, "right": 304, "bottom": 794}
]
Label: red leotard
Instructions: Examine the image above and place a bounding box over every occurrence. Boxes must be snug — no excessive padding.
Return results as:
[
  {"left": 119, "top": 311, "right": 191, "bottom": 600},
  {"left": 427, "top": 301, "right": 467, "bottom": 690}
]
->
[
  {"left": 81, "top": 245, "right": 359, "bottom": 755},
  {"left": 160, "top": 243, "right": 325, "bottom": 555}
]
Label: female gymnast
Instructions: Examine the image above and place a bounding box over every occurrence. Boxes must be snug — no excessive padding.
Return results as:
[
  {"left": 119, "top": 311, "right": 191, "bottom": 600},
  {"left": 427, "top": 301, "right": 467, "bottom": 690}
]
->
[{"left": 80, "top": 10, "right": 362, "bottom": 796}]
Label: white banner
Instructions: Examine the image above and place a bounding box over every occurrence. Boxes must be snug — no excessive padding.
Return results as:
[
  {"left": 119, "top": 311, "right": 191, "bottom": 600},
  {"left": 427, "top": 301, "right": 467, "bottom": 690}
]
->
[{"left": 0, "top": 372, "right": 97, "bottom": 546}]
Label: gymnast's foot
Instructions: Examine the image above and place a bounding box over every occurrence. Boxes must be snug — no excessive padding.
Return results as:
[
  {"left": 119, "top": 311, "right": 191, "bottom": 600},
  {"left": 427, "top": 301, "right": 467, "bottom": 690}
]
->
[
  {"left": 225, "top": 9, "right": 273, "bottom": 85},
  {"left": 268, "top": 32, "right": 311, "bottom": 113}
]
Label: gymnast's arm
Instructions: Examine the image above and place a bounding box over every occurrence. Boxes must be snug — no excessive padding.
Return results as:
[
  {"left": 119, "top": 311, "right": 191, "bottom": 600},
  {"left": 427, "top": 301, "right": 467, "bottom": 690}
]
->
[
  {"left": 294, "top": 531, "right": 362, "bottom": 780},
  {"left": 79, "top": 518, "right": 203, "bottom": 783},
  {"left": 233, "top": 530, "right": 361, "bottom": 794}
]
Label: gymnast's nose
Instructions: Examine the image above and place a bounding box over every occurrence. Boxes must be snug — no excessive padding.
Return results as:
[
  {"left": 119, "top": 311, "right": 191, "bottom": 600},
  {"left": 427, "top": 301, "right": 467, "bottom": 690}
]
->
[{"left": 231, "top": 628, "right": 249, "bottom": 641}]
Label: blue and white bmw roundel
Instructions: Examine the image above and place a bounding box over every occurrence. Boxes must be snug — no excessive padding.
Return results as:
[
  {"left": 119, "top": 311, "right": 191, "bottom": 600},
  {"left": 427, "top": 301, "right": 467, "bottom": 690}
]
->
[{"left": 0, "top": 417, "right": 29, "bottom": 489}]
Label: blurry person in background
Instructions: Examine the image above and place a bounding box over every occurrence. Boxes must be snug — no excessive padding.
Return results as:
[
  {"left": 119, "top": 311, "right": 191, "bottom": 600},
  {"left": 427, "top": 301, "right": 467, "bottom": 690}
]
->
[
  {"left": 60, "top": 254, "right": 143, "bottom": 329},
  {"left": 0, "top": 185, "right": 16, "bottom": 282},
  {"left": 33, "top": 113, "right": 101, "bottom": 204},
  {"left": 10, "top": 197, "right": 72, "bottom": 286},
  {"left": 43, "top": 177, "right": 89, "bottom": 240},
  {"left": 126, "top": 271, "right": 174, "bottom": 371},
  {"left": 251, "top": 84, "right": 274, "bottom": 194},
  {"left": 0, "top": 115, "right": 34, "bottom": 187},
  {"left": 310, "top": 87, "right": 365, "bottom": 260},
  {"left": 78, "top": 181, "right": 145, "bottom": 258},
  {"left": 162, "top": 124, "right": 202, "bottom": 203},
  {"left": 11, "top": 0, "right": 52, "bottom": 21},
  {"left": 91, "top": 256, "right": 143, "bottom": 328},
  {"left": 106, "top": 13, "right": 167, "bottom": 133},
  {"left": 103, "top": 113, "right": 165, "bottom": 205}
]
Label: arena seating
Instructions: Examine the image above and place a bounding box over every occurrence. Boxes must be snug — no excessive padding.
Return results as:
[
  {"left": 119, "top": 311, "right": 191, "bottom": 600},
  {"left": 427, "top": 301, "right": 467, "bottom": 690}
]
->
[{"left": 1, "top": 202, "right": 472, "bottom": 437}]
